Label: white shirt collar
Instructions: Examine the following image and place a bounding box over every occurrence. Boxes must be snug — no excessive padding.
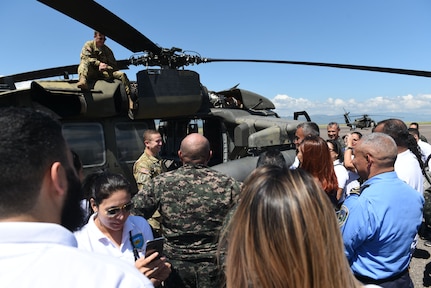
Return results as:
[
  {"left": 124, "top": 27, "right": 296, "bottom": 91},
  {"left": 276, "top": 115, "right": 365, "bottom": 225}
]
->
[{"left": 0, "top": 222, "right": 77, "bottom": 247}]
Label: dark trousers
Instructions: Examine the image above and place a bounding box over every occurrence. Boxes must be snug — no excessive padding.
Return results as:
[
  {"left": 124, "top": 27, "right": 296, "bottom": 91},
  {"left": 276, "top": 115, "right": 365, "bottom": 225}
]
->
[
  {"left": 355, "top": 269, "right": 413, "bottom": 288},
  {"left": 163, "top": 259, "right": 223, "bottom": 288}
]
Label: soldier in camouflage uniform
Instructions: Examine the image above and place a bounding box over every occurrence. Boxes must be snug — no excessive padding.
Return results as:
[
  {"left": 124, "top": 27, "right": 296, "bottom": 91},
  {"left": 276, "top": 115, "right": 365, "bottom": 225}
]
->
[
  {"left": 77, "top": 31, "right": 137, "bottom": 118},
  {"left": 133, "top": 133, "right": 242, "bottom": 288},
  {"left": 133, "top": 129, "right": 165, "bottom": 237}
]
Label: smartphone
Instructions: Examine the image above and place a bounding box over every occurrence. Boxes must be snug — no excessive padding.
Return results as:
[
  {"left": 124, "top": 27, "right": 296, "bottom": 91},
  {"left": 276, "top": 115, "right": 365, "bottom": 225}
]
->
[{"left": 145, "top": 237, "right": 164, "bottom": 259}]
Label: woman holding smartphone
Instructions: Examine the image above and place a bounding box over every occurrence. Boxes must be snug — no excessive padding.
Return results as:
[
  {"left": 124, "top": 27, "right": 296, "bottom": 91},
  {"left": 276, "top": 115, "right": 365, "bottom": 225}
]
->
[{"left": 74, "top": 171, "right": 171, "bottom": 287}]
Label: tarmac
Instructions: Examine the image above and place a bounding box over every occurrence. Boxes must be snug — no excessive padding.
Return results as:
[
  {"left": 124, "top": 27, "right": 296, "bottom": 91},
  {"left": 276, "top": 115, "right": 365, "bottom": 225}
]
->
[
  {"left": 320, "top": 123, "right": 431, "bottom": 287},
  {"left": 412, "top": 239, "right": 431, "bottom": 288}
]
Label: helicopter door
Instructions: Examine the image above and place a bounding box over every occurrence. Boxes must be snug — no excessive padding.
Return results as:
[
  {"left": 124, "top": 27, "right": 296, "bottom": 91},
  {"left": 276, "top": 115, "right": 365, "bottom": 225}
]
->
[
  {"left": 157, "top": 118, "right": 229, "bottom": 168},
  {"left": 62, "top": 123, "right": 106, "bottom": 168},
  {"left": 203, "top": 118, "right": 228, "bottom": 166},
  {"left": 158, "top": 119, "right": 189, "bottom": 166},
  {"left": 114, "top": 122, "right": 153, "bottom": 163}
]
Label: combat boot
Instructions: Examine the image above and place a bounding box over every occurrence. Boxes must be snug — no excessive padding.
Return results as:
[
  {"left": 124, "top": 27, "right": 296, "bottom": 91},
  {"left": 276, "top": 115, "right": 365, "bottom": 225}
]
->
[
  {"left": 128, "top": 99, "right": 139, "bottom": 120},
  {"left": 77, "top": 77, "right": 88, "bottom": 90},
  {"left": 127, "top": 83, "right": 138, "bottom": 120}
]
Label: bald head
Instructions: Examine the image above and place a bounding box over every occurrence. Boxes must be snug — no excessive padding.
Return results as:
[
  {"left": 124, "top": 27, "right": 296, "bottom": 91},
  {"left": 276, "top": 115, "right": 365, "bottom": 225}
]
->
[{"left": 179, "top": 133, "right": 212, "bottom": 165}]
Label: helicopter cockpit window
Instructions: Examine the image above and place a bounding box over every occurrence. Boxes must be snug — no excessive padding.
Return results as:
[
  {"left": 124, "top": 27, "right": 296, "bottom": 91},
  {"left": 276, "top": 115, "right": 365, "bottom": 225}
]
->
[
  {"left": 62, "top": 123, "right": 106, "bottom": 168},
  {"left": 115, "top": 122, "right": 149, "bottom": 163}
]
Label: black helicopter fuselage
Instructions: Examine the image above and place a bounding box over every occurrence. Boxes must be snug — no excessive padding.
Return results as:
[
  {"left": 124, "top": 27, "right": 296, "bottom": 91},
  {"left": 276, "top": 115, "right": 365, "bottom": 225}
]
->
[{"left": 0, "top": 68, "right": 305, "bottom": 187}]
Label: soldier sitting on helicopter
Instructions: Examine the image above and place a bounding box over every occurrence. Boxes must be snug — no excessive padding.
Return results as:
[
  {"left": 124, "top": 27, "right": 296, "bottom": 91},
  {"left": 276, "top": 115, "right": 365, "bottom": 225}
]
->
[{"left": 77, "top": 31, "right": 138, "bottom": 119}]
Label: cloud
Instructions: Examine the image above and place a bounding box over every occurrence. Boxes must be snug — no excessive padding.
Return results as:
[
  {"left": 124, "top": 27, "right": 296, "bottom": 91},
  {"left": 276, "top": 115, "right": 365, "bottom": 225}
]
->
[
  {"left": 272, "top": 94, "right": 319, "bottom": 111},
  {"left": 272, "top": 93, "right": 431, "bottom": 118}
]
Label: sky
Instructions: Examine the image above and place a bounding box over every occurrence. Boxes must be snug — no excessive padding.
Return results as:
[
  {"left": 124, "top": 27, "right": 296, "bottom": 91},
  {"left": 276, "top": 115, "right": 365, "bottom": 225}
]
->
[{"left": 1, "top": 0, "right": 431, "bottom": 123}]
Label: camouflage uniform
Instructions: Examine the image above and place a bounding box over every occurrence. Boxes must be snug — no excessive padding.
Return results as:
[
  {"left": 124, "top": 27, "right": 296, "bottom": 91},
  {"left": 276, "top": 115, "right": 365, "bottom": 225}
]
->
[
  {"left": 77, "top": 40, "right": 135, "bottom": 112},
  {"left": 133, "top": 163, "right": 242, "bottom": 288},
  {"left": 133, "top": 151, "right": 165, "bottom": 237},
  {"left": 133, "top": 151, "right": 165, "bottom": 191}
]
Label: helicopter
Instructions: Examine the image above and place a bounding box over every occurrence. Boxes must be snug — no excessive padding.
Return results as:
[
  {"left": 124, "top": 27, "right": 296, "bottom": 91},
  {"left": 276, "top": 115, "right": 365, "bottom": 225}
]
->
[
  {"left": 1, "top": 0, "right": 431, "bottom": 184},
  {"left": 343, "top": 109, "right": 377, "bottom": 130}
]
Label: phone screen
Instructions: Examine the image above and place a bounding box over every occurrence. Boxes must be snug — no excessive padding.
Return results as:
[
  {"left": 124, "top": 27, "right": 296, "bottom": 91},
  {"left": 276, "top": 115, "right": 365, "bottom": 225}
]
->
[{"left": 144, "top": 237, "right": 164, "bottom": 259}]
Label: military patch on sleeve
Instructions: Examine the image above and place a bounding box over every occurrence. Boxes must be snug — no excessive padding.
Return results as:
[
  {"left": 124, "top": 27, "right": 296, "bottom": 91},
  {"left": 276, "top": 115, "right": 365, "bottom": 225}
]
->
[
  {"left": 349, "top": 187, "right": 361, "bottom": 196},
  {"left": 337, "top": 205, "right": 349, "bottom": 227}
]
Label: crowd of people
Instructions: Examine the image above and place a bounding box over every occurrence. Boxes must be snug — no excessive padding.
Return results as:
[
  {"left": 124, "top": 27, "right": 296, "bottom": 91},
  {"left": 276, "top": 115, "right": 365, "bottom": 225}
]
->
[{"left": 1, "top": 105, "right": 429, "bottom": 288}]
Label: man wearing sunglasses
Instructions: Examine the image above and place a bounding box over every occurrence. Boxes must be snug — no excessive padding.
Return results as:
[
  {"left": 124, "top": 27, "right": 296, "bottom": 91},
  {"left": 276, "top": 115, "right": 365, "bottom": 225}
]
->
[{"left": 0, "top": 107, "right": 153, "bottom": 287}]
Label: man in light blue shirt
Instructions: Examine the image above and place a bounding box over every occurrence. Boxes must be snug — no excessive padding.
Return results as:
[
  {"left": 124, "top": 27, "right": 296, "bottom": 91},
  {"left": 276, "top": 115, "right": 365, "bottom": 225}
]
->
[{"left": 339, "top": 132, "right": 423, "bottom": 287}]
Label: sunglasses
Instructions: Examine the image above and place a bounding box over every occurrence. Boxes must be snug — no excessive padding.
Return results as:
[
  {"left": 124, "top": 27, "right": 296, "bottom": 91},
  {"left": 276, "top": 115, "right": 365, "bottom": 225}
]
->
[{"left": 104, "top": 202, "right": 133, "bottom": 217}]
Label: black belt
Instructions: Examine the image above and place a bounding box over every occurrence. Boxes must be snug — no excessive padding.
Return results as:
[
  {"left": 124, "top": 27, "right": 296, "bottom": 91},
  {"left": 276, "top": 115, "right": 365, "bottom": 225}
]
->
[{"left": 354, "top": 268, "right": 409, "bottom": 285}]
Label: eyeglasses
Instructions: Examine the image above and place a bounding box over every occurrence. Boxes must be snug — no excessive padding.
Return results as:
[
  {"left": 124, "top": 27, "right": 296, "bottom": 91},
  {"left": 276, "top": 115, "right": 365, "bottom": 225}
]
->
[{"left": 104, "top": 202, "right": 133, "bottom": 217}]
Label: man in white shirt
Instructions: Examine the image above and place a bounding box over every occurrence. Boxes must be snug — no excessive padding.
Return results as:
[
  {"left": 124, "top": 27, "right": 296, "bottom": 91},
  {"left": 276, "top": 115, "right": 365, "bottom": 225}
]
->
[
  {"left": 374, "top": 119, "right": 423, "bottom": 194},
  {"left": 409, "top": 127, "right": 431, "bottom": 168},
  {"left": 0, "top": 107, "right": 153, "bottom": 288}
]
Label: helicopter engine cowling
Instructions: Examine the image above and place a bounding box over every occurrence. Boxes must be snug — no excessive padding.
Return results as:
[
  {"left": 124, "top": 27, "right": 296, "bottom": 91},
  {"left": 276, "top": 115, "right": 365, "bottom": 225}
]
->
[
  {"left": 134, "top": 69, "right": 204, "bottom": 119},
  {"left": 30, "top": 79, "right": 128, "bottom": 118},
  {"left": 211, "top": 108, "right": 299, "bottom": 148}
]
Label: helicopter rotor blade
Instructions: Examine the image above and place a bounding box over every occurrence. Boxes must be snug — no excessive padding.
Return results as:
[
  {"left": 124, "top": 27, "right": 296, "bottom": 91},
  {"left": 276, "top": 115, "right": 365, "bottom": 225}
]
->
[
  {"left": 37, "top": 0, "right": 161, "bottom": 55},
  {"left": 0, "top": 60, "right": 130, "bottom": 84},
  {"left": 0, "top": 65, "right": 78, "bottom": 84},
  {"left": 34, "top": 0, "right": 431, "bottom": 79},
  {"left": 204, "top": 58, "right": 431, "bottom": 78}
]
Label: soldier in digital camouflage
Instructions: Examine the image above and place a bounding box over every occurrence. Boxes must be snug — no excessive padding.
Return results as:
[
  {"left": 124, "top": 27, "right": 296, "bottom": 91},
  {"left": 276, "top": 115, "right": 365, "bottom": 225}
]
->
[
  {"left": 133, "top": 133, "right": 242, "bottom": 288},
  {"left": 133, "top": 129, "right": 165, "bottom": 237}
]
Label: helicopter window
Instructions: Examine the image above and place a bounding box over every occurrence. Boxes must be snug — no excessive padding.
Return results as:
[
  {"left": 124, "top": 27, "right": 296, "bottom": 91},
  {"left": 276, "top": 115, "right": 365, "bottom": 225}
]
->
[
  {"left": 115, "top": 122, "right": 150, "bottom": 163},
  {"left": 62, "top": 123, "right": 106, "bottom": 168}
]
